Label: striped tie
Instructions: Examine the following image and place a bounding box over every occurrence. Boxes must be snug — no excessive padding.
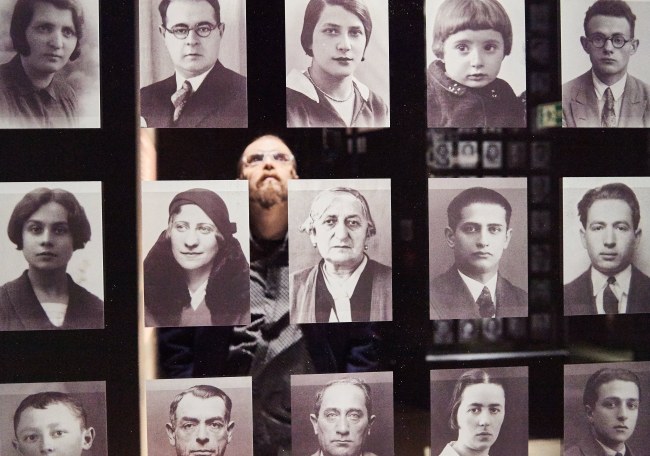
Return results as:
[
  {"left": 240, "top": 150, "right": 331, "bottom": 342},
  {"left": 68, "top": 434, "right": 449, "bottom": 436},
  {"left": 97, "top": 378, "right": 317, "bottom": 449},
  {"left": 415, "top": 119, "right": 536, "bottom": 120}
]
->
[{"left": 171, "top": 80, "right": 193, "bottom": 123}]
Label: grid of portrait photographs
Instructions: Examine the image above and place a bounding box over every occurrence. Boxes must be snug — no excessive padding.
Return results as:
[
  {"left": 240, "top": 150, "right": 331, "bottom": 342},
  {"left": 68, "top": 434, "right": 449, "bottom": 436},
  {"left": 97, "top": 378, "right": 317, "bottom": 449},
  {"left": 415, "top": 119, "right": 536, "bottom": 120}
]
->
[
  {"left": 140, "top": 180, "right": 250, "bottom": 327},
  {"left": 290, "top": 371, "right": 394, "bottom": 456},
  {"left": 287, "top": 178, "right": 392, "bottom": 323},
  {"left": 145, "top": 377, "right": 253, "bottom": 456},
  {"left": 0, "top": 0, "right": 101, "bottom": 128},
  {"left": 0, "top": 381, "right": 107, "bottom": 456},
  {"left": 0, "top": 181, "right": 104, "bottom": 331}
]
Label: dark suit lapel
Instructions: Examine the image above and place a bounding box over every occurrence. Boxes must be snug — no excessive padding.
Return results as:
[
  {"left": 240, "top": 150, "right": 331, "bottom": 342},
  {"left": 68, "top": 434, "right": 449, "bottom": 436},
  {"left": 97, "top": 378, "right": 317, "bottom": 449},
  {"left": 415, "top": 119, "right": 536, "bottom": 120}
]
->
[
  {"left": 176, "top": 62, "right": 224, "bottom": 127},
  {"left": 150, "top": 76, "right": 176, "bottom": 128},
  {"left": 10, "top": 272, "right": 51, "bottom": 330},
  {"left": 627, "top": 265, "right": 650, "bottom": 313},
  {"left": 619, "top": 77, "right": 647, "bottom": 127},
  {"left": 571, "top": 72, "right": 600, "bottom": 127},
  {"left": 448, "top": 268, "right": 480, "bottom": 319}
]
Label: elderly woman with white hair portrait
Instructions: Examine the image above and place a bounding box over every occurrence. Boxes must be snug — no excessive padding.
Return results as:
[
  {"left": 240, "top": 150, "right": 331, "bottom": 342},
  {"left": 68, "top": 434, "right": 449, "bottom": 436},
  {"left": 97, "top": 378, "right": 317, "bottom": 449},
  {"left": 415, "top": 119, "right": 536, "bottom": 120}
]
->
[{"left": 290, "top": 187, "right": 392, "bottom": 324}]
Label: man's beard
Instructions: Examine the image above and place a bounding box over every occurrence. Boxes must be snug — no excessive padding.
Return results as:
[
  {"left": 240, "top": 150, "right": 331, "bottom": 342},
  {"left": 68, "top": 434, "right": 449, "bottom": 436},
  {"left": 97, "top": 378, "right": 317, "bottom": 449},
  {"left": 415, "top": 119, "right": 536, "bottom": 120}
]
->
[{"left": 251, "top": 178, "right": 287, "bottom": 209}]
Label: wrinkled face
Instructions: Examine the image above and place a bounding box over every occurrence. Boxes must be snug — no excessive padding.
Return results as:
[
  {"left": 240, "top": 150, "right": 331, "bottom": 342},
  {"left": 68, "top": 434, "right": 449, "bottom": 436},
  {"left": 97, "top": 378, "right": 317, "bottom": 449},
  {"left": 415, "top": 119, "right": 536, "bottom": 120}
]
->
[
  {"left": 13, "top": 403, "right": 94, "bottom": 456},
  {"left": 240, "top": 136, "right": 297, "bottom": 209},
  {"left": 310, "top": 194, "right": 369, "bottom": 271},
  {"left": 161, "top": 0, "right": 223, "bottom": 79},
  {"left": 310, "top": 383, "right": 375, "bottom": 456},
  {"left": 455, "top": 383, "right": 505, "bottom": 453},
  {"left": 581, "top": 15, "right": 637, "bottom": 84},
  {"left": 166, "top": 395, "right": 234, "bottom": 456},
  {"left": 310, "top": 5, "right": 366, "bottom": 79},
  {"left": 170, "top": 204, "right": 220, "bottom": 273},
  {"left": 446, "top": 203, "right": 511, "bottom": 281},
  {"left": 580, "top": 199, "right": 640, "bottom": 275},
  {"left": 21, "top": 1, "right": 77, "bottom": 78},
  {"left": 587, "top": 380, "right": 639, "bottom": 451},
  {"left": 22, "top": 202, "right": 74, "bottom": 273},
  {"left": 442, "top": 29, "right": 505, "bottom": 88}
]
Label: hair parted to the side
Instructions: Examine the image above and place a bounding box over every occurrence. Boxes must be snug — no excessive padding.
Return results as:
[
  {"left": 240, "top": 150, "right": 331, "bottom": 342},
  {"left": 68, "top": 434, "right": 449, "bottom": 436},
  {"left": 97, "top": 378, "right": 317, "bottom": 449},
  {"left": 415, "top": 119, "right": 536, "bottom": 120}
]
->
[
  {"left": 11, "top": 0, "right": 84, "bottom": 61},
  {"left": 158, "top": 0, "right": 221, "bottom": 27},
  {"left": 7, "top": 188, "right": 91, "bottom": 251},
  {"left": 13, "top": 391, "right": 88, "bottom": 434},
  {"left": 447, "top": 186, "right": 512, "bottom": 231},
  {"left": 168, "top": 385, "right": 233, "bottom": 427},
  {"left": 584, "top": 0, "right": 636, "bottom": 37},
  {"left": 312, "top": 377, "right": 373, "bottom": 417},
  {"left": 448, "top": 369, "right": 505, "bottom": 430},
  {"left": 300, "top": 0, "right": 373, "bottom": 57},
  {"left": 432, "top": 0, "right": 512, "bottom": 60},
  {"left": 577, "top": 182, "right": 640, "bottom": 230},
  {"left": 582, "top": 367, "right": 641, "bottom": 408}
]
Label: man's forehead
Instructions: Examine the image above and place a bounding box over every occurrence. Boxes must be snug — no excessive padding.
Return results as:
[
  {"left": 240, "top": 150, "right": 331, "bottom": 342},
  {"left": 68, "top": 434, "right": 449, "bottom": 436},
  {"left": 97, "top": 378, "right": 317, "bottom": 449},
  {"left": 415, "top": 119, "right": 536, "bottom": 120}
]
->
[
  {"left": 176, "top": 394, "right": 227, "bottom": 418},
  {"left": 166, "top": 0, "right": 218, "bottom": 20},
  {"left": 597, "top": 379, "right": 640, "bottom": 399},
  {"left": 320, "top": 384, "right": 367, "bottom": 410},
  {"left": 243, "top": 137, "right": 291, "bottom": 156},
  {"left": 459, "top": 203, "right": 507, "bottom": 223},
  {"left": 586, "top": 14, "right": 632, "bottom": 34},
  {"left": 587, "top": 198, "right": 634, "bottom": 222}
]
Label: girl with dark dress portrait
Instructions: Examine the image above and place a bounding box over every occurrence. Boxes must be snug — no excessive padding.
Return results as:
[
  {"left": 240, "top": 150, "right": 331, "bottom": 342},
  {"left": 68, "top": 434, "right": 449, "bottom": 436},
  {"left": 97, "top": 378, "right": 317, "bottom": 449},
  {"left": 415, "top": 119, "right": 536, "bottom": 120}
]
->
[
  {"left": 0, "top": 0, "right": 84, "bottom": 128},
  {"left": 426, "top": 0, "right": 525, "bottom": 128},
  {"left": 143, "top": 188, "right": 250, "bottom": 327},
  {"left": 0, "top": 188, "right": 103, "bottom": 331},
  {"left": 290, "top": 187, "right": 392, "bottom": 323},
  {"left": 286, "top": 0, "right": 389, "bottom": 128}
]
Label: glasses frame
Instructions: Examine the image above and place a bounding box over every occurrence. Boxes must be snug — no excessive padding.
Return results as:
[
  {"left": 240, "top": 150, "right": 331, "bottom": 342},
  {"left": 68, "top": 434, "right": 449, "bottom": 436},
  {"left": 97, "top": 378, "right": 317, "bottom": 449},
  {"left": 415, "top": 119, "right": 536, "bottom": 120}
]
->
[
  {"left": 586, "top": 33, "right": 634, "bottom": 49},
  {"left": 162, "top": 22, "right": 221, "bottom": 40},
  {"left": 242, "top": 152, "right": 296, "bottom": 167}
]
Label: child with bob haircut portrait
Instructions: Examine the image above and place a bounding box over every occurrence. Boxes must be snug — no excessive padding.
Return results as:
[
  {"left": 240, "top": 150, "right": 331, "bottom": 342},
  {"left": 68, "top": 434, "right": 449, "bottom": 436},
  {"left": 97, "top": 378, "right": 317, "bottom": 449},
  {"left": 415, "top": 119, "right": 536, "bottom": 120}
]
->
[{"left": 426, "top": 0, "right": 526, "bottom": 128}]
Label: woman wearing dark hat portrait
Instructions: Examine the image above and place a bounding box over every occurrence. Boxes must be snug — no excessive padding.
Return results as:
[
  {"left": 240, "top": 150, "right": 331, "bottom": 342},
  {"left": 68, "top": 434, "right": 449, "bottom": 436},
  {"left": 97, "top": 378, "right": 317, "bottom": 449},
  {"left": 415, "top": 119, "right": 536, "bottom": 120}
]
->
[
  {"left": 143, "top": 188, "right": 250, "bottom": 327},
  {"left": 0, "top": 187, "right": 103, "bottom": 331}
]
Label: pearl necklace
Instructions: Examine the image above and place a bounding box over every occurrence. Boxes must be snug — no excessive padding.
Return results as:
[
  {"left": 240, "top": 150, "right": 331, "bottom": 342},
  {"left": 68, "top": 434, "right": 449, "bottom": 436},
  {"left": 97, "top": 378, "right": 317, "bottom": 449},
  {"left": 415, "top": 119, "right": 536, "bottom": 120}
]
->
[{"left": 306, "top": 68, "right": 354, "bottom": 103}]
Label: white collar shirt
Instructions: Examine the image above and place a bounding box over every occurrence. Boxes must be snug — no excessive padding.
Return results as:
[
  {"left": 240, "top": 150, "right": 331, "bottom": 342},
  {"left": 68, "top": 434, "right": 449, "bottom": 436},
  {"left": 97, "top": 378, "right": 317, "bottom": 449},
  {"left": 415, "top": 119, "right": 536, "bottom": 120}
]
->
[
  {"left": 592, "top": 71, "right": 627, "bottom": 125},
  {"left": 188, "top": 279, "right": 209, "bottom": 311},
  {"left": 175, "top": 64, "right": 215, "bottom": 92},
  {"left": 322, "top": 255, "right": 368, "bottom": 322},
  {"left": 457, "top": 269, "right": 498, "bottom": 317},
  {"left": 591, "top": 265, "right": 631, "bottom": 314}
]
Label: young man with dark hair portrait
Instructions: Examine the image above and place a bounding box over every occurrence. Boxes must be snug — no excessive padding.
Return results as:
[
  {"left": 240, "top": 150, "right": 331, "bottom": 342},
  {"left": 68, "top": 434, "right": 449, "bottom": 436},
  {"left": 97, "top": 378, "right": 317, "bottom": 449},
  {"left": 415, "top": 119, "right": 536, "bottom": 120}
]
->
[
  {"left": 565, "top": 368, "right": 641, "bottom": 456},
  {"left": 430, "top": 186, "right": 527, "bottom": 320},
  {"left": 140, "top": 0, "right": 247, "bottom": 128},
  {"left": 564, "top": 182, "right": 650, "bottom": 315},
  {"left": 562, "top": 0, "right": 650, "bottom": 127}
]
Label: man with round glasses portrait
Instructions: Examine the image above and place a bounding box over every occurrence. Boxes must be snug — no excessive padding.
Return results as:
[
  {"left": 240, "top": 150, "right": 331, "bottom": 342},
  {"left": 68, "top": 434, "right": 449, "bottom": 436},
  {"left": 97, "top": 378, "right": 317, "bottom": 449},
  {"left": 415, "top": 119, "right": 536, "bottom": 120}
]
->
[
  {"left": 140, "top": 0, "right": 247, "bottom": 128},
  {"left": 562, "top": 0, "right": 650, "bottom": 128}
]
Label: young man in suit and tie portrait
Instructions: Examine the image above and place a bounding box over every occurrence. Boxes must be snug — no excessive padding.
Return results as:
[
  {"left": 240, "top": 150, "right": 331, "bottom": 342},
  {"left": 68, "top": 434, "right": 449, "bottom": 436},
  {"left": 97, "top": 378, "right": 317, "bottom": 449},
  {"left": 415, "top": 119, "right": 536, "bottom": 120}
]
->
[
  {"left": 139, "top": 0, "right": 247, "bottom": 128},
  {"left": 564, "top": 181, "right": 650, "bottom": 316},
  {"left": 429, "top": 180, "right": 528, "bottom": 320},
  {"left": 561, "top": 0, "right": 650, "bottom": 127}
]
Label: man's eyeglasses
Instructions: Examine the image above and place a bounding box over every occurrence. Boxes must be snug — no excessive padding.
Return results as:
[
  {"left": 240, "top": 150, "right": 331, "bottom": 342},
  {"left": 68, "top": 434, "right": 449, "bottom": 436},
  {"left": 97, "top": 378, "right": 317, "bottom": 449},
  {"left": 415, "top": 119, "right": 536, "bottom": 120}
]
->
[
  {"left": 162, "top": 23, "right": 220, "bottom": 39},
  {"left": 243, "top": 152, "right": 294, "bottom": 167},
  {"left": 587, "top": 33, "right": 633, "bottom": 49}
]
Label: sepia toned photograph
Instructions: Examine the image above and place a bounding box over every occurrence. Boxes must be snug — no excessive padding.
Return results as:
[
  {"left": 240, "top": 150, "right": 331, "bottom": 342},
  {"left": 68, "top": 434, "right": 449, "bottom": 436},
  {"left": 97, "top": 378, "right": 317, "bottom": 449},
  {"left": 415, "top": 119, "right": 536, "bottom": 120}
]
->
[
  {"left": 288, "top": 179, "right": 392, "bottom": 323},
  {"left": 430, "top": 366, "right": 528, "bottom": 456},
  {"left": 564, "top": 362, "right": 650, "bottom": 456},
  {"left": 563, "top": 177, "right": 650, "bottom": 315},
  {"left": 0, "top": 381, "right": 107, "bottom": 456},
  {"left": 146, "top": 377, "right": 253, "bottom": 456},
  {"left": 291, "top": 371, "right": 393, "bottom": 456},
  {"left": 429, "top": 177, "right": 528, "bottom": 320},
  {"left": 141, "top": 180, "right": 250, "bottom": 328},
  {"left": 561, "top": 0, "right": 650, "bottom": 127},
  {"left": 425, "top": 0, "right": 527, "bottom": 128},
  {"left": 0, "top": 182, "right": 104, "bottom": 331},
  {"left": 285, "top": 0, "right": 390, "bottom": 128},
  {"left": 139, "top": 0, "right": 248, "bottom": 128},
  {"left": 0, "top": 0, "right": 100, "bottom": 128}
]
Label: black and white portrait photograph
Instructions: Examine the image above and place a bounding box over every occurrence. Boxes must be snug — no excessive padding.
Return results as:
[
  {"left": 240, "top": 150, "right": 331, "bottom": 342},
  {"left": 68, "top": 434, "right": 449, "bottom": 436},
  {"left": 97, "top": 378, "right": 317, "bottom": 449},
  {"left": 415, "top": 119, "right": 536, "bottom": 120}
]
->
[
  {"left": 138, "top": 0, "right": 248, "bottom": 128},
  {"left": 429, "top": 177, "right": 528, "bottom": 320},
  {"left": 284, "top": 0, "right": 390, "bottom": 128},
  {"left": 456, "top": 141, "right": 479, "bottom": 169},
  {"left": 0, "top": 182, "right": 104, "bottom": 331},
  {"left": 146, "top": 377, "right": 253, "bottom": 456},
  {"left": 563, "top": 177, "right": 650, "bottom": 315},
  {"left": 561, "top": 0, "right": 650, "bottom": 127},
  {"left": 141, "top": 180, "right": 250, "bottom": 328},
  {"left": 0, "top": 381, "right": 107, "bottom": 456},
  {"left": 430, "top": 366, "right": 528, "bottom": 456},
  {"left": 0, "top": 0, "right": 100, "bottom": 128},
  {"left": 288, "top": 179, "right": 392, "bottom": 324},
  {"left": 290, "top": 371, "right": 393, "bottom": 456},
  {"left": 482, "top": 141, "right": 503, "bottom": 169},
  {"left": 564, "top": 362, "right": 650, "bottom": 456},
  {"left": 425, "top": 0, "right": 527, "bottom": 128}
]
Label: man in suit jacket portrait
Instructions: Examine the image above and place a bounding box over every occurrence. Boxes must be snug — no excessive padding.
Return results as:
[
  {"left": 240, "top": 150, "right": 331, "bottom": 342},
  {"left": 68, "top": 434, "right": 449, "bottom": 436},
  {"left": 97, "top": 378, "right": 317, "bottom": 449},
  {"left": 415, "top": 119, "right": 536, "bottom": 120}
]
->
[
  {"left": 308, "top": 377, "right": 378, "bottom": 456},
  {"left": 430, "top": 187, "right": 527, "bottom": 320},
  {"left": 140, "top": 0, "right": 247, "bottom": 128},
  {"left": 565, "top": 368, "right": 641, "bottom": 456},
  {"left": 564, "top": 182, "right": 650, "bottom": 315},
  {"left": 562, "top": 0, "right": 650, "bottom": 128}
]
